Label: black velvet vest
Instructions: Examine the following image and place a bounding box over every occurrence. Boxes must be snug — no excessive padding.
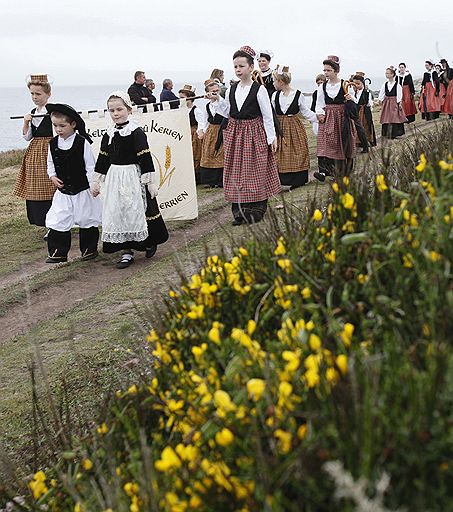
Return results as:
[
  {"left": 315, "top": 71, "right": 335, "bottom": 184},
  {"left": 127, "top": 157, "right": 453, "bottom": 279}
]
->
[
  {"left": 189, "top": 106, "right": 197, "bottom": 127},
  {"left": 275, "top": 90, "right": 301, "bottom": 115},
  {"left": 385, "top": 82, "right": 397, "bottom": 97},
  {"left": 31, "top": 109, "right": 53, "bottom": 138},
  {"left": 323, "top": 80, "right": 346, "bottom": 104},
  {"left": 49, "top": 134, "right": 89, "bottom": 195},
  {"left": 206, "top": 103, "right": 224, "bottom": 125},
  {"left": 229, "top": 81, "right": 262, "bottom": 119},
  {"left": 357, "top": 89, "right": 370, "bottom": 106}
]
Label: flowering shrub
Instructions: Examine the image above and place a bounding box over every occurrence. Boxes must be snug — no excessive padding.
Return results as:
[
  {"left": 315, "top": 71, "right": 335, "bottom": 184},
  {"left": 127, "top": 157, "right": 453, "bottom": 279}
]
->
[{"left": 12, "top": 126, "right": 453, "bottom": 510}]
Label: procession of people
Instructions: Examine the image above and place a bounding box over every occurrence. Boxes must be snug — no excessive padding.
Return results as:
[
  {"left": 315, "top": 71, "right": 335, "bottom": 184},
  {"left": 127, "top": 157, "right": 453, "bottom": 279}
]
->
[{"left": 13, "top": 49, "right": 453, "bottom": 267}]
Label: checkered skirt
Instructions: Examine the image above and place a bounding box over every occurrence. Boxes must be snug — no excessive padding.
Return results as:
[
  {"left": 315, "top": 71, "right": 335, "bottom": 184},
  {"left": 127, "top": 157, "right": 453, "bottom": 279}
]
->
[
  {"left": 276, "top": 115, "right": 310, "bottom": 173},
  {"left": 317, "top": 104, "right": 356, "bottom": 161},
  {"left": 191, "top": 125, "right": 202, "bottom": 170},
  {"left": 200, "top": 124, "right": 224, "bottom": 169},
  {"left": 223, "top": 117, "right": 281, "bottom": 203},
  {"left": 14, "top": 137, "right": 56, "bottom": 200}
]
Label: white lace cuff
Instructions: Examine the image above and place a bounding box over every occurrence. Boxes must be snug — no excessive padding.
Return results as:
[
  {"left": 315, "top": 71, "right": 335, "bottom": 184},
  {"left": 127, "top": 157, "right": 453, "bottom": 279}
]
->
[
  {"left": 141, "top": 172, "right": 155, "bottom": 184},
  {"left": 93, "top": 172, "right": 106, "bottom": 183}
]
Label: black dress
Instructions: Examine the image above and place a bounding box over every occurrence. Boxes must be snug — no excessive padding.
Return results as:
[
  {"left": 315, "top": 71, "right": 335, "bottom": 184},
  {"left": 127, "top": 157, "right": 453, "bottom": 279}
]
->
[{"left": 95, "top": 123, "right": 169, "bottom": 253}]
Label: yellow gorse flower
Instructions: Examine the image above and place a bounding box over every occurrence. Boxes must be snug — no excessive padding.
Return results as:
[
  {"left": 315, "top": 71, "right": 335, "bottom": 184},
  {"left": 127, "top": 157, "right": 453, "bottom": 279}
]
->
[
  {"left": 416, "top": 153, "right": 427, "bottom": 172},
  {"left": 375, "top": 174, "right": 388, "bottom": 192},
  {"left": 312, "top": 209, "right": 323, "bottom": 221},
  {"left": 341, "top": 193, "right": 355, "bottom": 209},
  {"left": 247, "top": 379, "right": 266, "bottom": 401}
]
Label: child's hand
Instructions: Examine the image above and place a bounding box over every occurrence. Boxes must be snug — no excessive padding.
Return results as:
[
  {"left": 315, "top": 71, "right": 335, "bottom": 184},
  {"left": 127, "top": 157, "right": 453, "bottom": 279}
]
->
[
  {"left": 147, "top": 183, "right": 159, "bottom": 199},
  {"left": 317, "top": 114, "right": 326, "bottom": 124},
  {"left": 345, "top": 93, "right": 352, "bottom": 101},
  {"left": 91, "top": 182, "right": 101, "bottom": 197},
  {"left": 24, "top": 113, "right": 33, "bottom": 123},
  {"left": 271, "top": 139, "right": 278, "bottom": 153},
  {"left": 197, "top": 131, "right": 205, "bottom": 139},
  {"left": 50, "top": 176, "right": 64, "bottom": 188}
]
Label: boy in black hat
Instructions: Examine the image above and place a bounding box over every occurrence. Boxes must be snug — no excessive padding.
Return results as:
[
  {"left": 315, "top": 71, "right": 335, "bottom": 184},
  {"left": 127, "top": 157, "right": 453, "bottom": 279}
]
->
[{"left": 45, "top": 103, "right": 102, "bottom": 263}]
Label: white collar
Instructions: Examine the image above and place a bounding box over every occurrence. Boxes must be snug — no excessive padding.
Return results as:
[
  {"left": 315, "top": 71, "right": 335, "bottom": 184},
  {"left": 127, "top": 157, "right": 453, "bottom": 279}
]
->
[
  {"left": 58, "top": 132, "right": 76, "bottom": 145},
  {"left": 107, "top": 119, "right": 139, "bottom": 142},
  {"left": 260, "top": 69, "right": 272, "bottom": 77}
]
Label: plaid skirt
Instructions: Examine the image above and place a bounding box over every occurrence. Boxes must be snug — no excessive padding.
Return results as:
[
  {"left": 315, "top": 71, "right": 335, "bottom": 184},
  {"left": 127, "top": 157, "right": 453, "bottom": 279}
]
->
[
  {"left": 14, "top": 137, "right": 56, "bottom": 200},
  {"left": 223, "top": 117, "right": 281, "bottom": 203},
  {"left": 317, "top": 104, "right": 356, "bottom": 161},
  {"left": 200, "top": 124, "right": 224, "bottom": 169},
  {"left": 380, "top": 96, "right": 407, "bottom": 124},
  {"left": 191, "top": 125, "right": 202, "bottom": 170},
  {"left": 276, "top": 115, "right": 310, "bottom": 173}
]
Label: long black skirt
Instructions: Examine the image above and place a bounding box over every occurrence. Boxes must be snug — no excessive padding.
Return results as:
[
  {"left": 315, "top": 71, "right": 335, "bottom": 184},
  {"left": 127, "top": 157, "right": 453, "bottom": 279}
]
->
[
  {"left": 279, "top": 171, "right": 308, "bottom": 189},
  {"left": 381, "top": 123, "right": 405, "bottom": 139},
  {"left": 26, "top": 199, "right": 52, "bottom": 226},
  {"left": 103, "top": 191, "right": 169, "bottom": 254}
]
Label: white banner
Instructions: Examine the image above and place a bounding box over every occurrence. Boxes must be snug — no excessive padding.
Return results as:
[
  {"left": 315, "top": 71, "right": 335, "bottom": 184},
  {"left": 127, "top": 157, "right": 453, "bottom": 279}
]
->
[{"left": 85, "top": 105, "right": 198, "bottom": 221}]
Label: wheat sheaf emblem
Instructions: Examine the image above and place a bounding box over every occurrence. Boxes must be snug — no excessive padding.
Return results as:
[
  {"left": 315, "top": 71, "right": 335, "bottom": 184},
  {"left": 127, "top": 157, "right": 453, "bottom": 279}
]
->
[{"left": 152, "top": 145, "right": 176, "bottom": 188}]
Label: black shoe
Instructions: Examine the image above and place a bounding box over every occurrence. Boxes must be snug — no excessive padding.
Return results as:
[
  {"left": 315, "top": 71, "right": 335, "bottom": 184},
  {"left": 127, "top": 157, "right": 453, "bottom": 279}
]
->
[
  {"left": 116, "top": 254, "right": 134, "bottom": 269},
  {"left": 43, "top": 229, "right": 50, "bottom": 240},
  {"left": 232, "top": 218, "right": 244, "bottom": 226},
  {"left": 145, "top": 245, "right": 157, "bottom": 258},
  {"left": 46, "top": 256, "right": 67, "bottom": 264},
  {"left": 314, "top": 171, "right": 326, "bottom": 182},
  {"left": 81, "top": 250, "right": 98, "bottom": 261}
]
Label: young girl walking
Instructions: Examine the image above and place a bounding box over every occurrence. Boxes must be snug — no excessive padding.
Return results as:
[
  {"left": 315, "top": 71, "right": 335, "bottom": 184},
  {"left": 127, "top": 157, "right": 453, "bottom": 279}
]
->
[
  {"left": 378, "top": 67, "right": 407, "bottom": 139},
  {"left": 271, "top": 65, "right": 318, "bottom": 189},
  {"left": 178, "top": 84, "right": 203, "bottom": 183},
  {"left": 420, "top": 60, "right": 442, "bottom": 121},
  {"left": 397, "top": 63, "right": 417, "bottom": 123},
  {"left": 314, "top": 56, "right": 357, "bottom": 182},
  {"left": 94, "top": 91, "right": 168, "bottom": 269},
  {"left": 14, "top": 75, "right": 56, "bottom": 232},
  {"left": 211, "top": 45, "right": 280, "bottom": 225},
  {"left": 198, "top": 80, "right": 225, "bottom": 188}
]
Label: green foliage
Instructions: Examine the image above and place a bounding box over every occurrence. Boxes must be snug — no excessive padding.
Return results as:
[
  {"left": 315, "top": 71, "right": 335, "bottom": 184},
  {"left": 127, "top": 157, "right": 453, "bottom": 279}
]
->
[{"left": 4, "top": 124, "right": 453, "bottom": 512}]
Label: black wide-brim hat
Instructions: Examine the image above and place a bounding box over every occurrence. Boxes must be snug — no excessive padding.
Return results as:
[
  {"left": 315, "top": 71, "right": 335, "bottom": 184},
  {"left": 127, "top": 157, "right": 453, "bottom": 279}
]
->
[{"left": 46, "top": 103, "right": 93, "bottom": 144}]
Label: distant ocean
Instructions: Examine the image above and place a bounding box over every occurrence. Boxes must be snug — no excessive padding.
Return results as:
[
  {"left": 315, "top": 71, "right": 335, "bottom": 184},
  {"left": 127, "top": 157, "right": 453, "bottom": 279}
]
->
[{"left": 0, "top": 78, "right": 385, "bottom": 152}]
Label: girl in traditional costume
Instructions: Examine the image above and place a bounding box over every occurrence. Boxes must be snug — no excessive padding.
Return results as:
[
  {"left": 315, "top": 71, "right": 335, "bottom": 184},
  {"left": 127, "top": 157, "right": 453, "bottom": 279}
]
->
[
  {"left": 211, "top": 45, "right": 280, "bottom": 225},
  {"left": 352, "top": 74, "right": 376, "bottom": 149},
  {"left": 311, "top": 74, "right": 326, "bottom": 112},
  {"left": 271, "top": 65, "right": 318, "bottom": 189},
  {"left": 256, "top": 50, "right": 276, "bottom": 97},
  {"left": 198, "top": 80, "right": 224, "bottom": 188},
  {"left": 420, "top": 60, "right": 442, "bottom": 121},
  {"left": 440, "top": 59, "right": 453, "bottom": 118},
  {"left": 379, "top": 67, "right": 407, "bottom": 139},
  {"left": 397, "top": 63, "right": 417, "bottom": 123},
  {"left": 314, "top": 56, "right": 357, "bottom": 182},
  {"left": 210, "top": 69, "right": 228, "bottom": 98},
  {"left": 94, "top": 91, "right": 168, "bottom": 269},
  {"left": 14, "top": 74, "right": 56, "bottom": 233},
  {"left": 179, "top": 84, "right": 203, "bottom": 183}
]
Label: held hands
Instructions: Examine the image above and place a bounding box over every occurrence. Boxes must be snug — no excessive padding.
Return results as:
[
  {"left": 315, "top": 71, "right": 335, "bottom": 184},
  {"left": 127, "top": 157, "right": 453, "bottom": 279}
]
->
[
  {"left": 271, "top": 139, "right": 278, "bottom": 153},
  {"left": 50, "top": 176, "right": 64, "bottom": 189},
  {"left": 317, "top": 114, "right": 326, "bottom": 124},
  {"left": 344, "top": 93, "right": 352, "bottom": 101},
  {"left": 91, "top": 182, "right": 101, "bottom": 197},
  {"left": 147, "top": 182, "right": 159, "bottom": 199}
]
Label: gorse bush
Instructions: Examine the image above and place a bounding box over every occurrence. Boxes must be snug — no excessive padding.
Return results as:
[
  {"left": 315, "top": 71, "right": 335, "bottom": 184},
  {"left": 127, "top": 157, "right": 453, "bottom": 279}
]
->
[{"left": 5, "top": 123, "right": 453, "bottom": 511}]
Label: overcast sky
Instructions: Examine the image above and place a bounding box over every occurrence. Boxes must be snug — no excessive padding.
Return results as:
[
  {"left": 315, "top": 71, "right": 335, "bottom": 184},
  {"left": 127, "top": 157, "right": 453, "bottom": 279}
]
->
[{"left": 2, "top": 0, "right": 453, "bottom": 88}]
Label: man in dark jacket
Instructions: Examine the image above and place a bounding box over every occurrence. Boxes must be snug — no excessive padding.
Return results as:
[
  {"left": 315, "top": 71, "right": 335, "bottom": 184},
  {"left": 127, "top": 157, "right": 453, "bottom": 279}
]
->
[
  {"left": 160, "top": 79, "right": 179, "bottom": 109},
  {"left": 127, "top": 71, "right": 156, "bottom": 112}
]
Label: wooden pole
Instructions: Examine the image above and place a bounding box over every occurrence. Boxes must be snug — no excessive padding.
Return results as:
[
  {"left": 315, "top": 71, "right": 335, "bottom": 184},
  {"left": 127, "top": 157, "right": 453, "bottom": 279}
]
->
[{"left": 10, "top": 95, "right": 208, "bottom": 120}]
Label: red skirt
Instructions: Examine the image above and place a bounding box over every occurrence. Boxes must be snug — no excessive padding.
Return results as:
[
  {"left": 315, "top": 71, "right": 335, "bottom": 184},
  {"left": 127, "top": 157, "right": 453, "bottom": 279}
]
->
[
  {"left": 442, "top": 81, "right": 453, "bottom": 115},
  {"left": 401, "top": 85, "right": 417, "bottom": 117},
  {"left": 317, "top": 104, "right": 356, "bottom": 161},
  {"left": 420, "top": 82, "right": 442, "bottom": 113},
  {"left": 380, "top": 96, "right": 407, "bottom": 125},
  {"left": 223, "top": 117, "right": 281, "bottom": 203}
]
